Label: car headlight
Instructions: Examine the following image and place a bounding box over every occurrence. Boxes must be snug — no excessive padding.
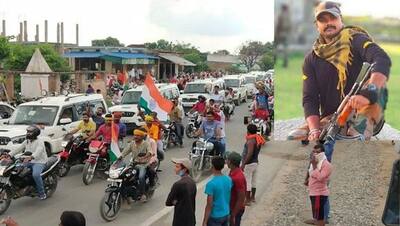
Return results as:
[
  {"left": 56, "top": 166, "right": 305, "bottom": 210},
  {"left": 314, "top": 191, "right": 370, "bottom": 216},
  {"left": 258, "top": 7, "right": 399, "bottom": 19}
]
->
[{"left": 11, "top": 136, "right": 25, "bottom": 144}]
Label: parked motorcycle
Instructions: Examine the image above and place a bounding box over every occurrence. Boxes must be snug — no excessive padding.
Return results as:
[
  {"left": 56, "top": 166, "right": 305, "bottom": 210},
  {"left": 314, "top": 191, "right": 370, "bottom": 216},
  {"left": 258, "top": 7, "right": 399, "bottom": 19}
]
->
[
  {"left": 58, "top": 134, "right": 89, "bottom": 177},
  {"left": 162, "top": 122, "right": 179, "bottom": 150},
  {"left": 0, "top": 151, "right": 60, "bottom": 214},
  {"left": 185, "top": 112, "right": 202, "bottom": 138},
  {"left": 82, "top": 140, "right": 110, "bottom": 185},
  {"left": 251, "top": 117, "right": 270, "bottom": 138},
  {"left": 99, "top": 160, "right": 158, "bottom": 221},
  {"left": 189, "top": 137, "right": 219, "bottom": 182}
]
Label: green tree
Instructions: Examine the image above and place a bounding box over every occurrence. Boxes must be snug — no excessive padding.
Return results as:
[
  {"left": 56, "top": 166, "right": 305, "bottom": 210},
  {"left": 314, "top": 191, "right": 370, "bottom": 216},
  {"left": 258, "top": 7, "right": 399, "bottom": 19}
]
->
[
  {"left": 92, "top": 37, "right": 124, "bottom": 47},
  {"left": 0, "top": 36, "right": 11, "bottom": 65},
  {"left": 4, "top": 44, "right": 71, "bottom": 92},
  {"left": 259, "top": 53, "right": 274, "bottom": 71},
  {"left": 239, "top": 41, "right": 264, "bottom": 72},
  {"left": 214, "top": 49, "right": 230, "bottom": 55}
]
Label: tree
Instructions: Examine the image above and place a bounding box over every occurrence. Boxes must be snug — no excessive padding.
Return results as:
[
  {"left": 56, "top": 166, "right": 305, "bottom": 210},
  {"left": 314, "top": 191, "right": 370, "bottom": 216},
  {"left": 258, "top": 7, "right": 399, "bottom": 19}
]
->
[
  {"left": 214, "top": 49, "right": 230, "bottom": 55},
  {"left": 183, "top": 52, "right": 209, "bottom": 72},
  {"left": 0, "top": 36, "right": 11, "bottom": 65},
  {"left": 91, "top": 37, "right": 124, "bottom": 47},
  {"left": 239, "top": 41, "right": 264, "bottom": 72},
  {"left": 144, "top": 39, "right": 173, "bottom": 51},
  {"left": 259, "top": 53, "right": 274, "bottom": 71}
]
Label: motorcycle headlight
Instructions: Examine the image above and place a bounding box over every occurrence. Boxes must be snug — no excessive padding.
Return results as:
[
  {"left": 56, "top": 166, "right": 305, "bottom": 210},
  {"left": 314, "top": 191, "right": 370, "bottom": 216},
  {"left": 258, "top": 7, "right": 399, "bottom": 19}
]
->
[
  {"left": 196, "top": 141, "right": 205, "bottom": 149},
  {"left": 109, "top": 168, "right": 122, "bottom": 179},
  {"left": 89, "top": 146, "right": 98, "bottom": 153},
  {"left": 11, "top": 136, "right": 26, "bottom": 144},
  {"left": 205, "top": 142, "right": 214, "bottom": 151}
]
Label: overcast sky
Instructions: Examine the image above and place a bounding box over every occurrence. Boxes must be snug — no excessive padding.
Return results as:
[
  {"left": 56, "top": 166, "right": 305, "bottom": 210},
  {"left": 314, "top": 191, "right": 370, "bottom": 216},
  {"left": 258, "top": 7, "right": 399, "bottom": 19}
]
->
[
  {"left": 335, "top": 0, "right": 400, "bottom": 18},
  {"left": 0, "top": 0, "right": 274, "bottom": 54}
]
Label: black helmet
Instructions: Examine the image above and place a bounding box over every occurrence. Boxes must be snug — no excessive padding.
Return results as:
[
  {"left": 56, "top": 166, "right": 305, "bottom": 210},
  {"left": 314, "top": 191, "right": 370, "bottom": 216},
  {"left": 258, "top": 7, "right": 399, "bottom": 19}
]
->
[{"left": 26, "top": 125, "right": 40, "bottom": 140}]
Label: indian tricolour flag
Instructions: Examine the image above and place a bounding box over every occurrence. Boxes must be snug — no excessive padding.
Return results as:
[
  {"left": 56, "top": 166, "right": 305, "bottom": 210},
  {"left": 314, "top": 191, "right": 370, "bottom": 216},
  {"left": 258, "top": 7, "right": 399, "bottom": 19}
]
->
[
  {"left": 139, "top": 74, "right": 173, "bottom": 121},
  {"left": 109, "top": 122, "right": 121, "bottom": 162}
]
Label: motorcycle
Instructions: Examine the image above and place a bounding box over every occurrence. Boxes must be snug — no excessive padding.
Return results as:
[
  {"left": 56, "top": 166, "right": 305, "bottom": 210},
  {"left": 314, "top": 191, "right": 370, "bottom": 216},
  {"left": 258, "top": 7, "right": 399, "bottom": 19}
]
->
[
  {"left": 0, "top": 151, "right": 60, "bottom": 214},
  {"left": 99, "top": 159, "right": 158, "bottom": 221},
  {"left": 251, "top": 117, "right": 270, "bottom": 138},
  {"left": 58, "top": 134, "right": 89, "bottom": 177},
  {"left": 82, "top": 140, "right": 110, "bottom": 185},
  {"left": 189, "top": 137, "right": 218, "bottom": 182},
  {"left": 162, "top": 122, "right": 179, "bottom": 150},
  {"left": 185, "top": 112, "right": 202, "bottom": 138},
  {"left": 221, "top": 101, "right": 235, "bottom": 120}
]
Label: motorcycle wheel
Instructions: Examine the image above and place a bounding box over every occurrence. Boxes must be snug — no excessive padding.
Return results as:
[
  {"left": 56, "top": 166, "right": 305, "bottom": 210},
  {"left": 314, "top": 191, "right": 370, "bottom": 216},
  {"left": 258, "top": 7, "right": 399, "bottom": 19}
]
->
[
  {"left": 185, "top": 124, "right": 195, "bottom": 138},
  {"left": 190, "top": 157, "right": 202, "bottom": 182},
  {"left": 100, "top": 191, "right": 122, "bottom": 222},
  {"left": 45, "top": 173, "right": 58, "bottom": 198},
  {"left": 146, "top": 174, "right": 158, "bottom": 200},
  {"left": 162, "top": 134, "right": 169, "bottom": 150},
  {"left": 0, "top": 186, "right": 12, "bottom": 215},
  {"left": 82, "top": 162, "right": 96, "bottom": 185},
  {"left": 58, "top": 160, "right": 71, "bottom": 177}
]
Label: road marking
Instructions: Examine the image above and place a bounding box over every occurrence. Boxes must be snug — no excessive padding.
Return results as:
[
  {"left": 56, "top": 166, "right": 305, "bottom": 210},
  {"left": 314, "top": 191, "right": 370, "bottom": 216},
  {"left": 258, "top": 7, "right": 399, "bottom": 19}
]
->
[{"left": 140, "top": 174, "right": 212, "bottom": 226}]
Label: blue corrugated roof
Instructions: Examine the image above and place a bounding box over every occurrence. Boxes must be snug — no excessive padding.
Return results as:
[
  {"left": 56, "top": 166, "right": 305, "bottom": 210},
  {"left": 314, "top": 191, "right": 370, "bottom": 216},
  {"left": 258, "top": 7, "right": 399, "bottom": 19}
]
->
[
  {"left": 63, "top": 51, "right": 158, "bottom": 59},
  {"left": 63, "top": 52, "right": 104, "bottom": 58}
]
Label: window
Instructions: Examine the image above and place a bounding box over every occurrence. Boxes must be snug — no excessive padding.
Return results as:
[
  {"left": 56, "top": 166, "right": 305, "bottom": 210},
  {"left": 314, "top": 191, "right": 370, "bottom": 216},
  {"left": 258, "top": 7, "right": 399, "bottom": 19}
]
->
[
  {"left": 9, "top": 105, "right": 59, "bottom": 126},
  {"left": 0, "top": 105, "right": 13, "bottom": 119},
  {"left": 58, "top": 107, "right": 76, "bottom": 125}
]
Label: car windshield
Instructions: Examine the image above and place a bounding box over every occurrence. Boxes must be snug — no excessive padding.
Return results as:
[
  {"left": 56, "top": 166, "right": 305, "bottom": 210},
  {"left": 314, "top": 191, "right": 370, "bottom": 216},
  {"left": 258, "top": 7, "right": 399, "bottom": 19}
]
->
[
  {"left": 8, "top": 105, "right": 59, "bottom": 126},
  {"left": 245, "top": 77, "right": 256, "bottom": 84},
  {"left": 256, "top": 74, "right": 266, "bottom": 81},
  {"left": 224, "top": 79, "right": 240, "bottom": 87},
  {"left": 184, "top": 84, "right": 207, "bottom": 93},
  {"left": 121, "top": 91, "right": 142, "bottom": 104}
]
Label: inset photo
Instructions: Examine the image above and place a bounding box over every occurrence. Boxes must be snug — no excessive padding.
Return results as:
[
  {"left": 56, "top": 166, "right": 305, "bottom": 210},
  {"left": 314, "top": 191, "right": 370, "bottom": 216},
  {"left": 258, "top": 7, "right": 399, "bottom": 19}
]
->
[{"left": 274, "top": 0, "right": 400, "bottom": 143}]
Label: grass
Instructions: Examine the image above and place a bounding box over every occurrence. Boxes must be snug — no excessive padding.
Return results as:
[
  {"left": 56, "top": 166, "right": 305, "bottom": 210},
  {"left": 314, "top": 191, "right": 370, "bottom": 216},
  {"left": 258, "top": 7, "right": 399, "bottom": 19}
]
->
[{"left": 275, "top": 42, "right": 400, "bottom": 130}]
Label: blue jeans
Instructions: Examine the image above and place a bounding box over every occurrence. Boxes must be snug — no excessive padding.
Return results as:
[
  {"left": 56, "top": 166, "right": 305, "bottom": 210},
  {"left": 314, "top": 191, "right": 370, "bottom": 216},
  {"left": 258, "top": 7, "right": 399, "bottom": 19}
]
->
[
  {"left": 207, "top": 215, "right": 229, "bottom": 226},
  {"left": 135, "top": 164, "right": 147, "bottom": 194},
  {"left": 25, "top": 163, "right": 45, "bottom": 196}
]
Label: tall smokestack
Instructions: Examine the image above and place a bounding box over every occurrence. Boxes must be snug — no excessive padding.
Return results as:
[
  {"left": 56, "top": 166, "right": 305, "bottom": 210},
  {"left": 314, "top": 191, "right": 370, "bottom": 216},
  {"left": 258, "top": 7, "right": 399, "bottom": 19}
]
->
[
  {"left": 61, "top": 22, "right": 64, "bottom": 53},
  {"left": 1, "top": 20, "right": 5, "bottom": 36},
  {"left": 23, "top": 20, "right": 27, "bottom": 42},
  {"left": 19, "top": 22, "right": 23, "bottom": 42},
  {"left": 44, "top": 20, "right": 48, "bottom": 43},
  {"left": 57, "top": 23, "right": 60, "bottom": 43},
  {"left": 76, "top": 24, "right": 79, "bottom": 46},
  {"left": 35, "top": 24, "right": 39, "bottom": 42}
]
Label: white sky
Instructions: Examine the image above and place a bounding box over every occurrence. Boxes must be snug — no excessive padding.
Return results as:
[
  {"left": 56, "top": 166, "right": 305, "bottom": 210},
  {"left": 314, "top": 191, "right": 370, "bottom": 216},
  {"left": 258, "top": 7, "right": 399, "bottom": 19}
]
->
[
  {"left": 335, "top": 0, "right": 400, "bottom": 18},
  {"left": 0, "top": 0, "right": 274, "bottom": 54}
]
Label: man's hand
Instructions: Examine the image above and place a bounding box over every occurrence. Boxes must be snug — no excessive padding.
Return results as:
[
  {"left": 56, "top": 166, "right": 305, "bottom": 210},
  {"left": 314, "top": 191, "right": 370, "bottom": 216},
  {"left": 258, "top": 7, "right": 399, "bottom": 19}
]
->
[
  {"left": 349, "top": 95, "right": 370, "bottom": 110},
  {"left": 308, "top": 129, "right": 321, "bottom": 141},
  {"left": 1, "top": 216, "right": 19, "bottom": 226}
]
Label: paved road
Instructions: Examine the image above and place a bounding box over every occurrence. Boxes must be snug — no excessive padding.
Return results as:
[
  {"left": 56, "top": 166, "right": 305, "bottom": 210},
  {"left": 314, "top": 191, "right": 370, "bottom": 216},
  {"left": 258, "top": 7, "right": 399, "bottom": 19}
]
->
[{"left": 3, "top": 102, "right": 284, "bottom": 226}]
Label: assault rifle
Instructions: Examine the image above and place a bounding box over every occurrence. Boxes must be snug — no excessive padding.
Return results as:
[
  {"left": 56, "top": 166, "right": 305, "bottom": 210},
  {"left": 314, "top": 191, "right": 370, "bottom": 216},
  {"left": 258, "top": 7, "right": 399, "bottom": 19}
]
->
[{"left": 318, "top": 62, "right": 378, "bottom": 142}]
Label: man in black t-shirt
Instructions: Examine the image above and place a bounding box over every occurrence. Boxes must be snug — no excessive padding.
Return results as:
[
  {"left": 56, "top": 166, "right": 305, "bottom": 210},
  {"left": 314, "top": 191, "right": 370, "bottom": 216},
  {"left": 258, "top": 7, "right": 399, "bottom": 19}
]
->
[
  {"left": 287, "top": 1, "right": 391, "bottom": 142},
  {"left": 166, "top": 158, "right": 197, "bottom": 226}
]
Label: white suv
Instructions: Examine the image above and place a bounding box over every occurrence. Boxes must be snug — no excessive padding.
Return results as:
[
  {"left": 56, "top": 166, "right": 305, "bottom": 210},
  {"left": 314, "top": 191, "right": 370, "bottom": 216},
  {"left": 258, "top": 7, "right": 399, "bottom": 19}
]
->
[
  {"left": 243, "top": 74, "right": 258, "bottom": 98},
  {"left": 223, "top": 75, "right": 247, "bottom": 106},
  {"left": 0, "top": 102, "right": 15, "bottom": 125},
  {"left": 109, "top": 83, "right": 183, "bottom": 132},
  {"left": 0, "top": 94, "right": 107, "bottom": 156},
  {"left": 180, "top": 78, "right": 225, "bottom": 111}
]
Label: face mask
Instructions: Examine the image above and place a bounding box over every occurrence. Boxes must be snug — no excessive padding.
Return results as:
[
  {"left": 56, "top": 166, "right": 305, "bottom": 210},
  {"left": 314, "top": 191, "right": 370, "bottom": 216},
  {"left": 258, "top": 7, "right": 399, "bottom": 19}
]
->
[{"left": 178, "top": 170, "right": 185, "bottom": 177}]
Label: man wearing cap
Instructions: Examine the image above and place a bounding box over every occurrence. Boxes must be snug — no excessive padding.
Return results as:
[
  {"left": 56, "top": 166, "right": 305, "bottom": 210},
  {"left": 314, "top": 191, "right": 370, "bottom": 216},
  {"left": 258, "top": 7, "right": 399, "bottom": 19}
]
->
[
  {"left": 227, "top": 152, "right": 246, "bottom": 226},
  {"left": 120, "top": 128, "right": 153, "bottom": 202},
  {"left": 253, "top": 81, "right": 270, "bottom": 121},
  {"left": 166, "top": 158, "right": 197, "bottom": 226},
  {"left": 288, "top": 1, "right": 391, "bottom": 142}
]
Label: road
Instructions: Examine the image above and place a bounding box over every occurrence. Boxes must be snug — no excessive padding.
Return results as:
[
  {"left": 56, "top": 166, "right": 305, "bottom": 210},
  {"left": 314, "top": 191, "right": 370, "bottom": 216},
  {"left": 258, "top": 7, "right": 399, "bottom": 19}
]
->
[{"left": 4, "top": 102, "right": 288, "bottom": 226}]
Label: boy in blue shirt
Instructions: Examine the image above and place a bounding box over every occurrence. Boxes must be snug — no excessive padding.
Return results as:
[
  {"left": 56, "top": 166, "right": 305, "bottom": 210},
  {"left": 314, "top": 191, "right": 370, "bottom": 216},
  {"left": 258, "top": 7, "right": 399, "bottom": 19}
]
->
[{"left": 202, "top": 156, "right": 232, "bottom": 226}]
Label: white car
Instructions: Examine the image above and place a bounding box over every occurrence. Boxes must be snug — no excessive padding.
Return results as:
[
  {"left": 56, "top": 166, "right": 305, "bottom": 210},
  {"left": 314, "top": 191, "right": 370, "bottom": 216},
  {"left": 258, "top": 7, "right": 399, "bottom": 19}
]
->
[
  {"left": 180, "top": 78, "right": 225, "bottom": 110},
  {"left": 0, "top": 102, "right": 15, "bottom": 125},
  {"left": 109, "top": 83, "right": 183, "bottom": 132},
  {"left": 243, "top": 74, "right": 258, "bottom": 98},
  {"left": 0, "top": 94, "right": 108, "bottom": 155},
  {"left": 223, "top": 75, "right": 247, "bottom": 106}
]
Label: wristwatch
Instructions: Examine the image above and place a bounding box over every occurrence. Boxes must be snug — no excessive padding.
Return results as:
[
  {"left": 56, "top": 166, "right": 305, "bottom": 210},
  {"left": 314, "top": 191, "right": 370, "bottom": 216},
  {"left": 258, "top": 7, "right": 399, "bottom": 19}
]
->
[{"left": 367, "top": 83, "right": 377, "bottom": 92}]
